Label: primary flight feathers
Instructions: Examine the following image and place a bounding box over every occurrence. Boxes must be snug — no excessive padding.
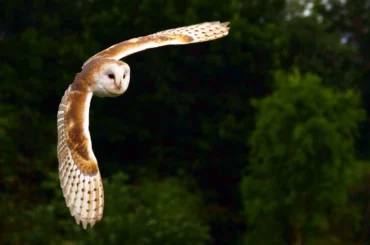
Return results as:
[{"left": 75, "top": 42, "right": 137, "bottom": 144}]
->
[{"left": 83, "top": 21, "right": 230, "bottom": 68}]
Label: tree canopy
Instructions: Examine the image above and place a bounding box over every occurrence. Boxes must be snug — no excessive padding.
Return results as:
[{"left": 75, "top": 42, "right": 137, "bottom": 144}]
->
[{"left": 242, "top": 69, "right": 366, "bottom": 245}]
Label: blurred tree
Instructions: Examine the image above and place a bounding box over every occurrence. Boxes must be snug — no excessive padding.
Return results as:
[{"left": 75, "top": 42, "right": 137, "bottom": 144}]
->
[
  {"left": 311, "top": 2, "right": 370, "bottom": 242},
  {"left": 312, "top": 0, "right": 370, "bottom": 156},
  {"left": 4, "top": 172, "right": 210, "bottom": 245},
  {"left": 241, "top": 69, "right": 366, "bottom": 245},
  {"left": 0, "top": 1, "right": 89, "bottom": 241},
  {"left": 280, "top": 0, "right": 363, "bottom": 91},
  {"left": 280, "top": 16, "right": 362, "bottom": 90}
]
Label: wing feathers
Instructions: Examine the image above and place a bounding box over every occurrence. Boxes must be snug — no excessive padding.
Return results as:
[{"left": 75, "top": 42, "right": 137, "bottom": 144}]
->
[
  {"left": 82, "top": 21, "right": 230, "bottom": 68},
  {"left": 57, "top": 86, "right": 104, "bottom": 229}
]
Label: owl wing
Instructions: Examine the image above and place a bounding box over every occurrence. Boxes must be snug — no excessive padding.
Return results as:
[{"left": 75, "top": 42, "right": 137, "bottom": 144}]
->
[
  {"left": 57, "top": 86, "right": 104, "bottom": 229},
  {"left": 82, "top": 21, "right": 230, "bottom": 68}
]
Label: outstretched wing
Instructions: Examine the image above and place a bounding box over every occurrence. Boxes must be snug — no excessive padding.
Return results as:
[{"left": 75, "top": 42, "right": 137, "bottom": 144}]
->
[
  {"left": 57, "top": 86, "right": 104, "bottom": 229},
  {"left": 82, "top": 21, "right": 230, "bottom": 68}
]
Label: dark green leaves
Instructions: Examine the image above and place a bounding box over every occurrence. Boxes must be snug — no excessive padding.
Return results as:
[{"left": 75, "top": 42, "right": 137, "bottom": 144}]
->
[{"left": 242, "top": 69, "right": 366, "bottom": 244}]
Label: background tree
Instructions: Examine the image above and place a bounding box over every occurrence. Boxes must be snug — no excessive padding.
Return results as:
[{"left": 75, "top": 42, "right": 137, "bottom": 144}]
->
[
  {"left": 312, "top": 0, "right": 370, "bottom": 156},
  {"left": 312, "top": 1, "right": 370, "bottom": 242},
  {"left": 241, "top": 69, "right": 366, "bottom": 245},
  {"left": 5, "top": 172, "right": 209, "bottom": 245}
]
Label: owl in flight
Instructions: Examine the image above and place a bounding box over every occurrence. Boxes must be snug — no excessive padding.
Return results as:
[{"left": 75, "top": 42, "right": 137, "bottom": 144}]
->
[{"left": 57, "top": 21, "right": 230, "bottom": 229}]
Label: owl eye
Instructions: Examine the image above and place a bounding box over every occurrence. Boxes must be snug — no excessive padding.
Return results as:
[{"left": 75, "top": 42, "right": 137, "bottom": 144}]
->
[
  {"left": 108, "top": 74, "right": 115, "bottom": 79},
  {"left": 123, "top": 74, "right": 126, "bottom": 79}
]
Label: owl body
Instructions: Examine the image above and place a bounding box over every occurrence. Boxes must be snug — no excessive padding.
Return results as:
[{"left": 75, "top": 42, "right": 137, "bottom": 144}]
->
[{"left": 57, "top": 21, "right": 230, "bottom": 229}]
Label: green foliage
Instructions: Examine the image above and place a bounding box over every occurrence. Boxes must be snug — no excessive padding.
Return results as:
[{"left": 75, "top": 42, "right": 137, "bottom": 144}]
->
[
  {"left": 241, "top": 69, "right": 366, "bottom": 244},
  {"left": 280, "top": 16, "right": 363, "bottom": 90},
  {"left": 312, "top": 0, "right": 370, "bottom": 159},
  {"left": 7, "top": 172, "right": 209, "bottom": 245}
]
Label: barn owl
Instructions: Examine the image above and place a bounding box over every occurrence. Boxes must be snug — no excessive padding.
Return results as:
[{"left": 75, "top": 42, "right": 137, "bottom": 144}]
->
[{"left": 57, "top": 21, "right": 230, "bottom": 229}]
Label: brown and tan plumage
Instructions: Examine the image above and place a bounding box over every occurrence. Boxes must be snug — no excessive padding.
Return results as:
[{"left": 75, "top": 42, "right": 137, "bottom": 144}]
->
[{"left": 57, "top": 21, "right": 230, "bottom": 229}]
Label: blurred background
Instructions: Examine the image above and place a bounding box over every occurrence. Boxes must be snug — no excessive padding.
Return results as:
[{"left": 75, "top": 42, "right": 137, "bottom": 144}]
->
[{"left": 1, "top": 0, "right": 370, "bottom": 244}]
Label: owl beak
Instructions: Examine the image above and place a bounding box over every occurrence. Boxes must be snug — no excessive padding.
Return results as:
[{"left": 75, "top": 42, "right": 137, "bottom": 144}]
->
[{"left": 114, "top": 78, "right": 122, "bottom": 90}]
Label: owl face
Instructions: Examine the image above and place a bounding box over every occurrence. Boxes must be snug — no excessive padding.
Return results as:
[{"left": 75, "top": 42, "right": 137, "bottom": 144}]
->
[{"left": 93, "top": 62, "right": 130, "bottom": 97}]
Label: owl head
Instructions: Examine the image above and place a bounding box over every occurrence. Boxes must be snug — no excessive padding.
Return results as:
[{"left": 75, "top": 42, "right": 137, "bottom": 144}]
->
[{"left": 76, "top": 59, "right": 131, "bottom": 97}]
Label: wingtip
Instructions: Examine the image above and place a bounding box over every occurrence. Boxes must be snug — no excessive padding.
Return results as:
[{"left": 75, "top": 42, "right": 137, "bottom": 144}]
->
[
  {"left": 223, "top": 21, "right": 230, "bottom": 28},
  {"left": 210, "top": 20, "right": 230, "bottom": 26},
  {"left": 210, "top": 21, "right": 231, "bottom": 35},
  {"left": 90, "top": 219, "right": 97, "bottom": 228},
  {"left": 74, "top": 213, "right": 81, "bottom": 225},
  {"left": 82, "top": 219, "right": 88, "bottom": 229},
  {"left": 220, "top": 21, "right": 231, "bottom": 32},
  {"left": 74, "top": 217, "right": 98, "bottom": 230}
]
